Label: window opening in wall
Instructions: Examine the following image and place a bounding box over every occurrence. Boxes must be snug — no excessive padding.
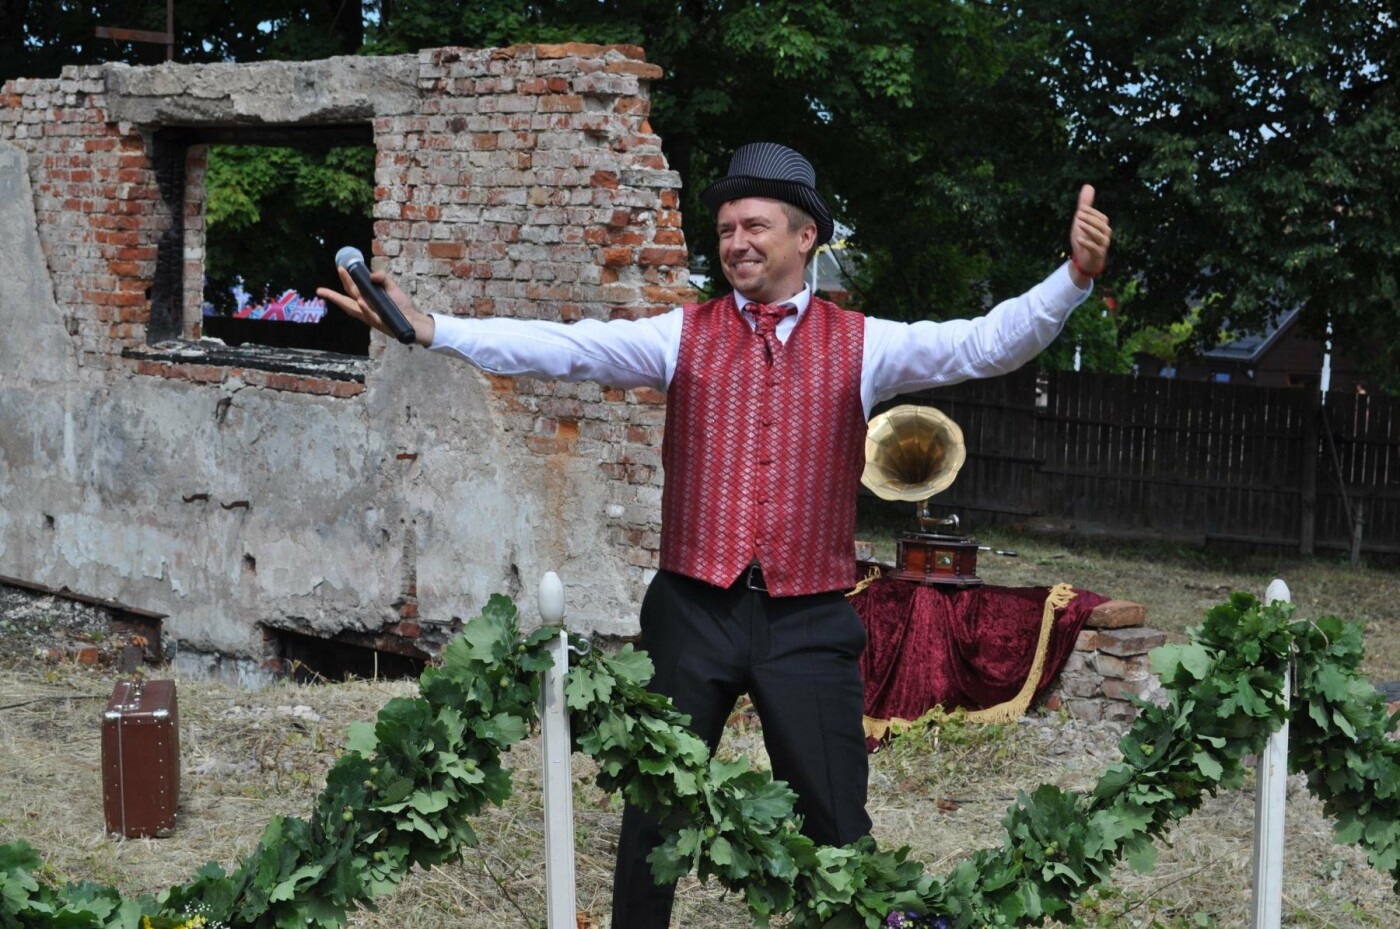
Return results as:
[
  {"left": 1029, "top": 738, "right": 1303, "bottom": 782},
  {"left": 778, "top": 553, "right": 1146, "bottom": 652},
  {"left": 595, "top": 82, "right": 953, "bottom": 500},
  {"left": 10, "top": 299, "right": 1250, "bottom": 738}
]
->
[
  {"left": 268, "top": 627, "right": 427, "bottom": 683},
  {"left": 196, "top": 128, "right": 375, "bottom": 356}
]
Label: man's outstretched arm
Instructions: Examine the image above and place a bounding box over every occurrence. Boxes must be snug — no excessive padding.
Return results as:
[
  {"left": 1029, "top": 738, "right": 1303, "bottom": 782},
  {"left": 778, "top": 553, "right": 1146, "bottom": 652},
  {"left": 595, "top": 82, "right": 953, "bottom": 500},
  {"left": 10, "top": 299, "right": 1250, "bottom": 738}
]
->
[
  {"left": 318, "top": 267, "right": 676, "bottom": 391},
  {"left": 862, "top": 185, "right": 1113, "bottom": 413}
]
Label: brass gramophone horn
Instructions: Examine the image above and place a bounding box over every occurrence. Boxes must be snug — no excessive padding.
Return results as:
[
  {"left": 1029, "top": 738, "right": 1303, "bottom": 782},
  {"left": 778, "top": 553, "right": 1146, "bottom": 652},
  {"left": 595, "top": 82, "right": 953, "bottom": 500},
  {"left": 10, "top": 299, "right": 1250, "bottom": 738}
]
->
[{"left": 861, "top": 404, "right": 966, "bottom": 502}]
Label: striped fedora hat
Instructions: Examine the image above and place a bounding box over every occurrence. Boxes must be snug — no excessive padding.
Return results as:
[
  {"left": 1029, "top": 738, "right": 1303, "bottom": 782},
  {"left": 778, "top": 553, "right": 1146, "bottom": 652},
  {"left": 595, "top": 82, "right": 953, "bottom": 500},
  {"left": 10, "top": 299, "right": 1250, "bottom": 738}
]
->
[{"left": 700, "top": 142, "right": 834, "bottom": 245}]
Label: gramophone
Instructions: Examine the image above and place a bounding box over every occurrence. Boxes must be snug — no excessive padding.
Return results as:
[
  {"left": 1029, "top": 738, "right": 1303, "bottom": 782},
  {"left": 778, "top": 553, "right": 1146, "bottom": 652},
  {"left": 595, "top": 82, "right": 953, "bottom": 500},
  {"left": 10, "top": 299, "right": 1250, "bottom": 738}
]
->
[{"left": 862, "top": 404, "right": 983, "bottom": 586}]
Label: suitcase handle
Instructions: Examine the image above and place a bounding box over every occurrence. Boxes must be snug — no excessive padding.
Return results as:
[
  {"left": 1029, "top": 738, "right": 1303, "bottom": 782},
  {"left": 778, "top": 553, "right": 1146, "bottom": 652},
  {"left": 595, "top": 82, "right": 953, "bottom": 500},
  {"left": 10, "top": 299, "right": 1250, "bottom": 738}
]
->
[{"left": 113, "top": 682, "right": 144, "bottom": 712}]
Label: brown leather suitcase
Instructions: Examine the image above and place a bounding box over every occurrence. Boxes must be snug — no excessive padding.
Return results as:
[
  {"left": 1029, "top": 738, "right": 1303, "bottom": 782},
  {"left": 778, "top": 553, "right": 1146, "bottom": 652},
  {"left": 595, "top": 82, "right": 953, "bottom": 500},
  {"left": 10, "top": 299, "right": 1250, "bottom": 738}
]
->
[{"left": 101, "top": 679, "right": 180, "bottom": 838}]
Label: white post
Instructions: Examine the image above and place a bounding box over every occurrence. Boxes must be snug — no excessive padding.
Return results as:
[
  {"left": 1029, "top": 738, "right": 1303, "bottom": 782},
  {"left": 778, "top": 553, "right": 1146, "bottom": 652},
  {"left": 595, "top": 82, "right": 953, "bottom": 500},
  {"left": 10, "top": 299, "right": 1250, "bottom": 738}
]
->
[
  {"left": 538, "top": 572, "right": 576, "bottom": 929},
  {"left": 1250, "top": 578, "right": 1291, "bottom": 929}
]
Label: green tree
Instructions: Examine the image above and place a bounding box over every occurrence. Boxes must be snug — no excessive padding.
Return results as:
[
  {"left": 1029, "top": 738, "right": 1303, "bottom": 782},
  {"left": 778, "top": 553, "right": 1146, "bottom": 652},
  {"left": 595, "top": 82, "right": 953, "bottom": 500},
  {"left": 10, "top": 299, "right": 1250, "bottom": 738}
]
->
[
  {"left": 1015, "top": 0, "right": 1400, "bottom": 389},
  {"left": 202, "top": 144, "right": 375, "bottom": 315},
  {"left": 0, "top": 1, "right": 362, "bottom": 81},
  {"left": 366, "top": 1, "right": 1073, "bottom": 324}
]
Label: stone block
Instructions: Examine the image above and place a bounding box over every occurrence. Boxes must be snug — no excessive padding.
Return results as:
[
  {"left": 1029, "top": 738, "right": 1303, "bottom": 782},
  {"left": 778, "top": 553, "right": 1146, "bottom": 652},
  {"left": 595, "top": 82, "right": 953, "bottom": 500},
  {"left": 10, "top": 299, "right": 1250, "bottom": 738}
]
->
[
  {"left": 1064, "top": 698, "right": 1103, "bottom": 722},
  {"left": 1059, "top": 672, "right": 1102, "bottom": 699},
  {"left": 1059, "top": 650, "right": 1089, "bottom": 675},
  {"left": 1102, "top": 700, "right": 1140, "bottom": 723},
  {"left": 1094, "top": 652, "right": 1150, "bottom": 682},
  {"left": 1101, "top": 678, "right": 1146, "bottom": 701},
  {"left": 1096, "top": 627, "right": 1168, "bottom": 657}
]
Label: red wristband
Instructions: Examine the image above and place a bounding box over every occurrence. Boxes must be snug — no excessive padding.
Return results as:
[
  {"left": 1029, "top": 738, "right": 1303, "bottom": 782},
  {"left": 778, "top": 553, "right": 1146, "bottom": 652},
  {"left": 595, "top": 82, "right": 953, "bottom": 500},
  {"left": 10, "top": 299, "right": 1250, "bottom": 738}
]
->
[{"left": 1070, "top": 255, "right": 1102, "bottom": 279}]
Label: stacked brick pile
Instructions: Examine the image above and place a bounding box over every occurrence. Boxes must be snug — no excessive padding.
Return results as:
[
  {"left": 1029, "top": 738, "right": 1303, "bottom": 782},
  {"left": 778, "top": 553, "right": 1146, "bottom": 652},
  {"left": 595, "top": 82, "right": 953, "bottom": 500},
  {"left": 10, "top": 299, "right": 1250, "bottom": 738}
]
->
[{"left": 1046, "top": 600, "right": 1167, "bottom": 722}]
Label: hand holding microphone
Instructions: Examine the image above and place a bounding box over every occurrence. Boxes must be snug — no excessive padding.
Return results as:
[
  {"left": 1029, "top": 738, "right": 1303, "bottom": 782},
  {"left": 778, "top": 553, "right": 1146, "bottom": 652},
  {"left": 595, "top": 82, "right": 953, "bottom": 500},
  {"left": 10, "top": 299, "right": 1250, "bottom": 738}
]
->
[{"left": 317, "top": 247, "right": 432, "bottom": 346}]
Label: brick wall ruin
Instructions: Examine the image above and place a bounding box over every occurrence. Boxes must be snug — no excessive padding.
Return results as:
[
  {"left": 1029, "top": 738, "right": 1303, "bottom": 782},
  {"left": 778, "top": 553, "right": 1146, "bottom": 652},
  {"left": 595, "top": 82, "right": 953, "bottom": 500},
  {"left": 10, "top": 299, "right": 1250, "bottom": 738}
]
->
[{"left": 0, "top": 46, "right": 690, "bottom": 680}]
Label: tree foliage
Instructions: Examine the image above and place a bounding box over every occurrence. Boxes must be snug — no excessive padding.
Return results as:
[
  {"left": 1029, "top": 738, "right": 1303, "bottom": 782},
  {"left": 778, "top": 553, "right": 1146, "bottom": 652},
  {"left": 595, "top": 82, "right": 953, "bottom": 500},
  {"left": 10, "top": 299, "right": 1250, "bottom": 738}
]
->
[
  {"left": 6, "top": 3, "right": 1400, "bottom": 382},
  {"left": 202, "top": 144, "right": 374, "bottom": 315},
  {"left": 0, "top": 1, "right": 362, "bottom": 78},
  {"left": 1016, "top": 0, "right": 1400, "bottom": 387}
]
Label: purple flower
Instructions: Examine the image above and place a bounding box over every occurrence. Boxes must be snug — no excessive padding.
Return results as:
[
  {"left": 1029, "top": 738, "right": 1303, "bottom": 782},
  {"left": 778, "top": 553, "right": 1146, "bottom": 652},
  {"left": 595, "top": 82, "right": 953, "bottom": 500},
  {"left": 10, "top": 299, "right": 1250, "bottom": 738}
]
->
[{"left": 885, "top": 913, "right": 949, "bottom": 929}]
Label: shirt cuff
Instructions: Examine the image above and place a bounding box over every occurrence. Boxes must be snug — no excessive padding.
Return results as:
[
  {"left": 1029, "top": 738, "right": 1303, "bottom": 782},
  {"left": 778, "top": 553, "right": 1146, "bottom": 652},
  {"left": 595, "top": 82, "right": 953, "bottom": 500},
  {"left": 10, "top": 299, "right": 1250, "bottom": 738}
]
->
[
  {"left": 426, "top": 312, "right": 453, "bottom": 352},
  {"left": 1060, "top": 260, "right": 1095, "bottom": 299}
]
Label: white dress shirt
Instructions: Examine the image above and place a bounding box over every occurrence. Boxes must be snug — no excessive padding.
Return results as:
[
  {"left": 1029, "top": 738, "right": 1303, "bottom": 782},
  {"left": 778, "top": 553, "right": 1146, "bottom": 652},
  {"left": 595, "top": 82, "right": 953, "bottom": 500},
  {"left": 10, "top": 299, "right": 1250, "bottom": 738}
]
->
[{"left": 428, "top": 263, "right": 1091, "bottom": 418}]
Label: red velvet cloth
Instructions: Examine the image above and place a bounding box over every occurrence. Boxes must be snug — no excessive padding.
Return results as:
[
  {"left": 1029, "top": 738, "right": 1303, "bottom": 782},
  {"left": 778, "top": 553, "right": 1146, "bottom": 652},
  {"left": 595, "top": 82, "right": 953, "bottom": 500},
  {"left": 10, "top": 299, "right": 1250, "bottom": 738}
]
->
[{"left": 851, "top": 577, "right": 1108, "bottom": 747}]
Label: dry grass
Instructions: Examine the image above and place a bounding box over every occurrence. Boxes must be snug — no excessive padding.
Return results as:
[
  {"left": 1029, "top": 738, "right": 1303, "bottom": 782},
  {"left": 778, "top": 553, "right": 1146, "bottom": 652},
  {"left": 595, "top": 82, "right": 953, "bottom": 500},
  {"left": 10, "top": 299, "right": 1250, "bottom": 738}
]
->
[{"left": 2, "top": 529, "right": 1398, "bottom": 927}]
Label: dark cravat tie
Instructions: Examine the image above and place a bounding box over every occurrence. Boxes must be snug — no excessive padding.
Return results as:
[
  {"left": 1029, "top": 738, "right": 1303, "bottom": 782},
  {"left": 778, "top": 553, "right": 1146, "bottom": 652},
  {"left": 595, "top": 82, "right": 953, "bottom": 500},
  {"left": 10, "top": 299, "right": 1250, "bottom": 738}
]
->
[{"left": 747, "top": 302, "right": 797, "bottom": 364}]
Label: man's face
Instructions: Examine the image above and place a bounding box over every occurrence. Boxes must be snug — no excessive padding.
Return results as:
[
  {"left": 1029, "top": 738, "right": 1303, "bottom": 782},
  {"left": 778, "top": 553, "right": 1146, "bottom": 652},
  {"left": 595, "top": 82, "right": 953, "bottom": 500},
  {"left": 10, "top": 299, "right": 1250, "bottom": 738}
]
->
[{"left": 716, "top": 197, "right": 816, "bottom": 304}]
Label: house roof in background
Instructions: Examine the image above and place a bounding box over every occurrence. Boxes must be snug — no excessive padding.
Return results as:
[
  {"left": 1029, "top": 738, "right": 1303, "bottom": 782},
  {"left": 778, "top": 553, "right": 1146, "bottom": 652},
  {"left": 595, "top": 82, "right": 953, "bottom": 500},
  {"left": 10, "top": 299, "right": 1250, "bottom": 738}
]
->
[{"left": 1202, "top": 307, "right": 1302, "bottom": 364}]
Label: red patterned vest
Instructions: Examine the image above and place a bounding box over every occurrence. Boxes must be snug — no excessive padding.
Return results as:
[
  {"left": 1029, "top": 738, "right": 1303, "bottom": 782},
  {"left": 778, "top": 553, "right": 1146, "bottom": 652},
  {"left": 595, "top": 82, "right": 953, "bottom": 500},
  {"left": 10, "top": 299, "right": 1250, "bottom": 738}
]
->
[{"left": 660, "top": 293, "right": 867, "bottom": 596}]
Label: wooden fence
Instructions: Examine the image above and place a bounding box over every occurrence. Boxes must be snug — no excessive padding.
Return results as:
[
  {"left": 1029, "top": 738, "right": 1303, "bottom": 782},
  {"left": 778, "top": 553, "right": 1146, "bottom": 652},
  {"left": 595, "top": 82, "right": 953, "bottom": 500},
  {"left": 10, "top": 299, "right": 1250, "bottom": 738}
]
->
[{"left": 900, "top": 369, "right": 1400, "bottom": 556}]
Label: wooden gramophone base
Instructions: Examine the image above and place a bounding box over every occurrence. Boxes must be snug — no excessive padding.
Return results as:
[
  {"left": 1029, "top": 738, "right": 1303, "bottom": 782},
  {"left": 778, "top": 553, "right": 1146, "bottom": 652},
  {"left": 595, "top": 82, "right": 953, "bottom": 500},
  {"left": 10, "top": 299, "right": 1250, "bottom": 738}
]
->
[{"left": 892, "top": 532, "right": 983, "bottom": 587}]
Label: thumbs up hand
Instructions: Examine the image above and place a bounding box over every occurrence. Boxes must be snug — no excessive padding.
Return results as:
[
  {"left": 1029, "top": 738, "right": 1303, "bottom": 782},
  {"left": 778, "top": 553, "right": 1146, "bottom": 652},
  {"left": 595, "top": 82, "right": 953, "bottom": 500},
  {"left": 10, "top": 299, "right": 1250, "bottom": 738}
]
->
[{"left": 1068, "top": 184, "right": 1112, "bottom": 287}]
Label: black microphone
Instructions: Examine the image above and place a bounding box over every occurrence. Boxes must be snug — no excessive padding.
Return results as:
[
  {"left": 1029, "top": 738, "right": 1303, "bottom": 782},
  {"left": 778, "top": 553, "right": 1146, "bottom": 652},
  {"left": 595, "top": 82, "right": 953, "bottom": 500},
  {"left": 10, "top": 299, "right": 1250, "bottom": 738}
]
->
[{"left": 334, "top": 247, "right": 416, "bottom": 344}]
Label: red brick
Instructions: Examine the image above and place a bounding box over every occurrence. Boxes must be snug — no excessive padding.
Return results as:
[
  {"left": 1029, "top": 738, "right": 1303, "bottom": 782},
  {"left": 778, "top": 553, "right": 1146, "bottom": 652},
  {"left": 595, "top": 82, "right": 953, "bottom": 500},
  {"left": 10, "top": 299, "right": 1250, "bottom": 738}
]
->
[
  {"left": 539, "top": 95, "right": 584, "bottom": 113},
  {"left": 428, "top": 241, "right": 464, "bottom": 260},
  {"left": 604, "top": 60, "right": 664, "bottom": 80},
  {"left": 75, "top": 646, "right": 100, "bottom": 666},
  {"left": 638, "top": 247, "right": 687, "bottom": 267},
  {"left": 642, "top": 285, "right": 697, "bottom": 304},
  {"left": 614, "top": 97, "right": 650, "bottom": 116},
  {"left": 525, "top": 436, "right": 561, "bottom": 455},
  {"left": 485, "top": 374, "right": 516, "bottom": 394},
  {"left": 1085, "top": 600, "right": 1148, "bottom": 629},
  {"left": 601, "top": 246, "right": 632, "bottom": 267},
  {"left": 591, "top": 170, "right": 619, "bottom": 190},
  {"left": 536, "top": 42, "right": 637, "bottom": 59},
  {"left": 557, "top": 419, "right": 579, "bottom": 448}
]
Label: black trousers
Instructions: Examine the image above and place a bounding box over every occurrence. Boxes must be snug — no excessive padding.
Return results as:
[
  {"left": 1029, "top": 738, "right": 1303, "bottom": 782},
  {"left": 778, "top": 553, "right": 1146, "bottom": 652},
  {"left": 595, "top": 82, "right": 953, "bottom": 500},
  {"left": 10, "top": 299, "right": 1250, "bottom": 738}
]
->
[{"left": 610, "top": 568, "right": 872, "bottom": 929}]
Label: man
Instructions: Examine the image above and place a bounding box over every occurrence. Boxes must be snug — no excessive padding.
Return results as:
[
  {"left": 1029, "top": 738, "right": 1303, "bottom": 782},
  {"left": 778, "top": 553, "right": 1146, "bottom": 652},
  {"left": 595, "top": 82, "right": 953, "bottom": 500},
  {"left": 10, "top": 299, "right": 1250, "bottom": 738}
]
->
[{"left": 319, "top": 141, "right": 1112, "bottom": 927}]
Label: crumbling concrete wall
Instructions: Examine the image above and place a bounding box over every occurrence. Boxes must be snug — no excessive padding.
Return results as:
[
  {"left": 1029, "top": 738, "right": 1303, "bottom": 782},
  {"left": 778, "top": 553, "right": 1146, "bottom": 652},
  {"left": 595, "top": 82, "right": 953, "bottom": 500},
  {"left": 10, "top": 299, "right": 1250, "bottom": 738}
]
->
[{"left": 0, "top": 46, "right": 689, "bottom": 680}]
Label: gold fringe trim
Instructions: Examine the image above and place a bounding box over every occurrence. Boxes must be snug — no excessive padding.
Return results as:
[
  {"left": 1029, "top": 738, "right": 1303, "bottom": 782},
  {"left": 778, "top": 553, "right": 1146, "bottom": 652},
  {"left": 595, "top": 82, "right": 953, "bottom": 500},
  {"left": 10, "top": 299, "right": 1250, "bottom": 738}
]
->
[
  {"left": 864, "top": 582, "right": 1077, "bottom": 736},
  {"left": 846, "top": 564, "right": 885, "bottom": 598}
]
